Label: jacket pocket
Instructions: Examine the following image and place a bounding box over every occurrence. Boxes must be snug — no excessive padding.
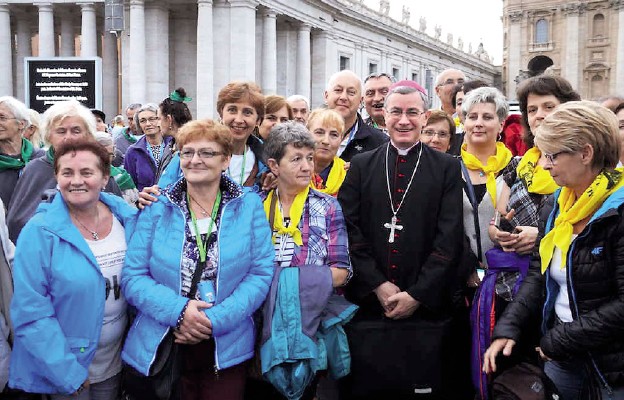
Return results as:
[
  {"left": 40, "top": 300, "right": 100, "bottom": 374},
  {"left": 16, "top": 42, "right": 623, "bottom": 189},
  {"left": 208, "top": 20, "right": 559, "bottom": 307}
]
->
[{"left": 66, "top": 337, "right": 90, "bottom": 359}]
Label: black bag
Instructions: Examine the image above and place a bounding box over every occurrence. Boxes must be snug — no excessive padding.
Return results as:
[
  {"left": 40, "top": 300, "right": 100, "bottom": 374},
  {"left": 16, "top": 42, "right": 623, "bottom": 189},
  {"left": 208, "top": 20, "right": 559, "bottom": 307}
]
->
[
  {"left": 345, "top": 317, "right": 451, "bottom": 398},
  {"left": 122, "top": 331, "right": 181, "bottom": 400},
  {"left": 491, "top": 362, "right": 560, "bottom": 400}
]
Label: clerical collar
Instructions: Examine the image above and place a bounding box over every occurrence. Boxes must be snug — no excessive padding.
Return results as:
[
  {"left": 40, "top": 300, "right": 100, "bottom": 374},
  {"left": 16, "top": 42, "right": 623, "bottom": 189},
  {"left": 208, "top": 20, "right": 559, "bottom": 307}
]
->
[{"left": 390, "top": 140, "right": 420, "bottom": 156}]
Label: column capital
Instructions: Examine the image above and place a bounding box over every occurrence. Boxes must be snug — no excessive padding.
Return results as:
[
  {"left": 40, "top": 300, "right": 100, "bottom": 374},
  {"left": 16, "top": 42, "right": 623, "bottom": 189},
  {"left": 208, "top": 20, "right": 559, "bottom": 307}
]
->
[
  {"left": 610, "top": 0, "right": 624, "bottom": 10},
  {"left": 197, "top": 0, "right": 213, "bottom": 6},
  {"left": 263, "top": 8, "right": 277, "bottom": 18},
  {"left": 507, "top": 10, "right": 523, "bottom": 23},
  {"left": 0, "top": 3, "right": 9, "bottom": 11},
  {"left": 129, "top": 0, "right": 144, "bottom": 8},
  {"left": 298, "top": 22, "right": 311, "bottom": 32},
  {"left": 561, "top": 3, "right": 586, "bottom": 16},
  {"left": 36, "top": 2, "right": 54, "bottom": 11},
  {"left": 79, "top": 2, "right": 95, "bottom": 11},
  {"left": 228, "top": 0, "right": 257, "bottom": 10}
]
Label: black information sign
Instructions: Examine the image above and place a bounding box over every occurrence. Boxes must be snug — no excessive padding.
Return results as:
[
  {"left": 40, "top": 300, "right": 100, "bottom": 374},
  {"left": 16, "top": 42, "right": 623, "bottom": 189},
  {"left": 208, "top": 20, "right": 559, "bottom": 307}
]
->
[{"left": 25, "top": 57, "right": 102, "bottom": 113}]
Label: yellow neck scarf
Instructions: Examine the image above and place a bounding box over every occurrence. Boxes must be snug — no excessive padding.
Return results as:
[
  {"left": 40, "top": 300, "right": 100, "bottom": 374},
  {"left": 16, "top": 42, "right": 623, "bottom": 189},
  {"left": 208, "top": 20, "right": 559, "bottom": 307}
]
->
[
  {"left": 461, "top": 142, "right": 513, "bottom": 207},
  {"left": 264, "top": 187, "right": 309, "bottom": 246},
  {"left": 516, "top": 147, "right": 559, "bottom": 195},
  {"left": 310, "top": 157, "right": 346, "bottom": 196},
  {"left": 539, "top": 168, "right": 624, "bottom": 273}
]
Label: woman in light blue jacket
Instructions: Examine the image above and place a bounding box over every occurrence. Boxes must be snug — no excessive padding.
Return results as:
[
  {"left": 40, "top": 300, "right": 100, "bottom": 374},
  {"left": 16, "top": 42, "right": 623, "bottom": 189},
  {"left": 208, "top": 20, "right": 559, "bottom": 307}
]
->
[
  {"left": 121, "top": 119, "right": 274, "bottom": 400},
  {"left": 9, "top": 138, "right": 136, "bottom": 398}
]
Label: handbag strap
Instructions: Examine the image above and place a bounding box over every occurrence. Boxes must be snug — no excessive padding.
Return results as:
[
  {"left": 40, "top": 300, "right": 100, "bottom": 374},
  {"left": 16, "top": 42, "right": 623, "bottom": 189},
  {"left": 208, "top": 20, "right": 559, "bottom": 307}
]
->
[
  {"left": 461, "top": 161, "right": 483, "bottom": 263},
  {"left": 268, "top": 190, "right": 277, "bottom": 231}
]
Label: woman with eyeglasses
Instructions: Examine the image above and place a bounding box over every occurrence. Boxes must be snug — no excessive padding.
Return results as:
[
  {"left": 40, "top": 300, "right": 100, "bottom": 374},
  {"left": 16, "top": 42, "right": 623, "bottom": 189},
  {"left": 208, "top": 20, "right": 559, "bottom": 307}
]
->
[
  {"left": 121, "top": 119, "right": 274, "bottom": 400},
  {"left": 484, "top": 101, "right": 624, "bottom": 399},
  {"left": 6, "top": 100, "right": 122, "bottom": 244},
  {"left": 420, "top": 110, "right": 455, "bottom": 153},
  {"left": 124, "top": 103, "right": 173, "bottom": 191}
]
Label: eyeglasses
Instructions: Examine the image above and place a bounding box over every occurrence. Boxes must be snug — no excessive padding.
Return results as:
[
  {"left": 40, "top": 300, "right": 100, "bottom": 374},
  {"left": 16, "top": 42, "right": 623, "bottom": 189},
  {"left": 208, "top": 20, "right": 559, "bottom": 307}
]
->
[
  {"left": 543, "top": 151, "right": 568, "bottom": 166},
  {"left": 180, "top": 149, "right": 225, "bottom": 160},
  {"left": 0, "top": 115, "right": 18, "bottom": 123},
  {"left": 421, "top": 129, "right": 450, "bottom": 139},
  {"left": 386, "top": 108, "right": 425, "bottom": 119},
  {"left": 138, "top": 116, "right": 159, "bottom": 124}
]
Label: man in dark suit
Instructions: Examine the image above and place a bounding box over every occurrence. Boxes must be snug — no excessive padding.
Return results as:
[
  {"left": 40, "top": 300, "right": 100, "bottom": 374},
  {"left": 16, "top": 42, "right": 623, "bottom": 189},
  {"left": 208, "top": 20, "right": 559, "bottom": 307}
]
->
[{"left": 338, "top": 80, "right": 463, "bottom": 399}]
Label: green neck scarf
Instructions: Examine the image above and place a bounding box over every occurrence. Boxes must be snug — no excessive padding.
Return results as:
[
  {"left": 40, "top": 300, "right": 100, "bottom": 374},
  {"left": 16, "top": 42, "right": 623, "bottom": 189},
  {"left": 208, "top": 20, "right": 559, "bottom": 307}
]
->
[
  {"left": 122, "top": 127, "right": 138, "bottom": 144},
  {"left": 46, "top": 147, "right": 55, "bottom": 164},
  {"left": 0, "top": 138, "right": 34, "bottom": 171},
  {"left": 110, "top": 166, "right": 136, "bottom": 191}
]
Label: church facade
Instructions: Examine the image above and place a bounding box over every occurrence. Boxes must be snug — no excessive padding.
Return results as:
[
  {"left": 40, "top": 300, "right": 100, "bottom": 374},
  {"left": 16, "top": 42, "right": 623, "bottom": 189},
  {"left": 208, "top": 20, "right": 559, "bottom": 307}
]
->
[
  {"left": 1, "top": 0, "right": 500, "bottom": 119},
  {"left": 502, "top": 0, "right": 624, "bottom": 100}
]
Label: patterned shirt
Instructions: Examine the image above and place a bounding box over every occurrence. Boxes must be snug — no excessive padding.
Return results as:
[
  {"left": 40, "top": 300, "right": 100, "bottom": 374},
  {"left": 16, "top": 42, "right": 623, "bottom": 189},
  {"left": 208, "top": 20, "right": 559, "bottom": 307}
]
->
[{"left": 165, "top": 174, "right": 242, "bottom": 298}]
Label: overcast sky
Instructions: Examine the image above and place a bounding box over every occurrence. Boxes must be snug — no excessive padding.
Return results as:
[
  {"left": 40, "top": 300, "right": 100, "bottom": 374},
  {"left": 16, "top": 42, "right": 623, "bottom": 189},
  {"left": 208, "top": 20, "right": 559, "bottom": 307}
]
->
[{"left": 363, "top": 0, "right": 504, "bottom": 65}]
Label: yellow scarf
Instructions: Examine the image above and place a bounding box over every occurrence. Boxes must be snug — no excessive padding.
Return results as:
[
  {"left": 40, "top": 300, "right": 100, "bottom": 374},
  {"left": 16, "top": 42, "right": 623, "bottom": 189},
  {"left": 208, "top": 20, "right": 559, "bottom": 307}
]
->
[
  {"left": 461, "top": 142, "right": 513, "bottom": 207},
  {"left": 263, "top": 187, "right": 309, "bottom": 246},
  {"left": 516, "top": 147, "right": 559, "bottom": 195},
  {"left": 539, "top": 168, "right": 624, "bottom": 273},
  {"left": 310, "top": 157, "right": 347, "bottom": 196}
]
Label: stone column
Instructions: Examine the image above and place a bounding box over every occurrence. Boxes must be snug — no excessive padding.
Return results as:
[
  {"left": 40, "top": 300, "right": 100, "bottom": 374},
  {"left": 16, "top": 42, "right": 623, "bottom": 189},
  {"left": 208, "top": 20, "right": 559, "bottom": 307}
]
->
[
  {"left": 145, "top": 4, "right": 169, "bottom": 102},
  {"left": 261, "top": 9, "right": 277, "bottom": 95},
  {"left": 80, "top": 3, "right": 97, "bottom": 56},
  {"left": 102, "top": 32, "right": 118, "bottom": 117},
  {"left": 128, "top": 0, "right": 146, "bottom": 103},
  {"left": 38, "top": 3, "right": 55, "bottom": 57},
  {"left": 615, "top": 1, "right": 624, "bottom": 95},
  {"left": 311, "top": 30, "right": 336, "bottom": 108},
  {"left": 229, "top": 0, "right": 256, "bottom": 81},
  {"left": 507, "top": 11, "right": 523, "bottom": 100},
  {"left": 197, "top": 0, "right": 214, "bottom": 118},
  {"left": 212, "top": 0, "right": 231, "bottom": 96},
  {"left": 60, "top": 9, "right": 75, "bottom": 56},
  {"left": 563, "top": 3, "right": 584, "bottom": 89},
  {"left": 14, "top": 14, "right": 32, "bottom": 101},
  {"left": 0, "top": 3, "right": 12, "bottom": 96},
  {"left": 296, "top": 23, "right": 311, "bottom": 100}
]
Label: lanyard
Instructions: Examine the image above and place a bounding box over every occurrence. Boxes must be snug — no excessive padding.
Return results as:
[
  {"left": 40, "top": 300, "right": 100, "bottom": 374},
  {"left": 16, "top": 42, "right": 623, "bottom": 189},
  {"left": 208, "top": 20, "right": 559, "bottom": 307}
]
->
[
  {"left": 228, "top": 145, "right": 247, "bottom": 185},
  {"left": 187, "top": 190, "right": 222, "bottom": 263}
]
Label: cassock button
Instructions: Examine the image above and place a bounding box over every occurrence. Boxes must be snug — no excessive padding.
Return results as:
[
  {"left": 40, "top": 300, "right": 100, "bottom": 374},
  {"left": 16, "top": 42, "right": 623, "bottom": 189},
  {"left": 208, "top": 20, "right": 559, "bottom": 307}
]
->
[
  {"left": 392, "top": 249, "right": 399, "bottom": 254},
  {"left": 398, "top": 173, "right": 405, "bottom": 178},
  {"left": 391, "top": 264, "right": 397, "bottom": 269},
  {"left": 391, "top": 279, "right": 397, "bottom": 283},
  {"left": 396, "top": 188, "right": 405, "bottom": 193}
]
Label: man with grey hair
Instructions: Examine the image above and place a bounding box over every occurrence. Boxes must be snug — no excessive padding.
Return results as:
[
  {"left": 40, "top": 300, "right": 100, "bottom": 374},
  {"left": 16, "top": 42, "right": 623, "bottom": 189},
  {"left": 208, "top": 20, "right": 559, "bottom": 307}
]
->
[
  {"left": 362, "top": 72, "right": 395, "bottom": 133},
  {"left": 338, "top": 80, "right": 463, "bottom": 399},
  {"left": 286, "top": 94, "right": 310, "bottom": 124},
  {"left": 324, "top": 70, "right": 387, "bottom": 162},
  {"left": 112, "top": 103, "right": 142, "bottom": 167},
  {"left": 435, "top": 68, "right": 466, "bottom": 117}
]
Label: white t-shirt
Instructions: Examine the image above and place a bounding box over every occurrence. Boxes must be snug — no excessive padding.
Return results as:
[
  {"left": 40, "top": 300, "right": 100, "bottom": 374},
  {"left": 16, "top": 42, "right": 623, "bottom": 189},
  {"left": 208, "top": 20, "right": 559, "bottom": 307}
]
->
[
  {"left": 85, "top": 217, "right": 127, "bottom": 383},
  {"left": 227, "top": 146, "right": 255, "bottom": 186},
  {"left": 549, "top": 234, "right": 578, "bottom": 323}
]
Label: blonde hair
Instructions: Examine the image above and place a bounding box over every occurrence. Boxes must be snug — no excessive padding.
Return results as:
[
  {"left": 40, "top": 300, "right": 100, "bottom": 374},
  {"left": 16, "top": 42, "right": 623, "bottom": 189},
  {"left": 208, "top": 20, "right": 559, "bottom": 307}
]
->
[
  {"left": 42, "top": 100, "right": 96, "bottom": 145},
  {"left": 27, "top": 109, "right": 43, "bottom": 149},
  {"left": 306, "top": 108, "right": 345, "bottom": 134},
  {"left": 534, "top": 100, "right": 620, "bottom": 170},
  {"left": 176, "top": 119, "right": 233, "bottom": 156}
]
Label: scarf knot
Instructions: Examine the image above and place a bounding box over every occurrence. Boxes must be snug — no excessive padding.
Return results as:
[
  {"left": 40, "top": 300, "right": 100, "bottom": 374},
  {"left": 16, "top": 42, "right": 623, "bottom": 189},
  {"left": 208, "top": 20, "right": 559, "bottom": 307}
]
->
[
  {"left": 516, "top": 147, "right": 559, "bottom": 195},
  {"left": 310, "top": 157, "right": 346, "bottom": 196},
  {"left": 264, "top": 187, "right": 309, "bottom": 246},
  {"left": 461, "top": 142, "right": 513, "bottom": 207}
]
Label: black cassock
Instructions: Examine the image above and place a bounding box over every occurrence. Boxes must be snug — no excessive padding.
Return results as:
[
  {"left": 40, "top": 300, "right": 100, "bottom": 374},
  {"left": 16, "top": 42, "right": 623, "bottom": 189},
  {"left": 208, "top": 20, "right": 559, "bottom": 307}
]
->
[{"left": 338, "top": 142, "right": 464, "bottom": 399}]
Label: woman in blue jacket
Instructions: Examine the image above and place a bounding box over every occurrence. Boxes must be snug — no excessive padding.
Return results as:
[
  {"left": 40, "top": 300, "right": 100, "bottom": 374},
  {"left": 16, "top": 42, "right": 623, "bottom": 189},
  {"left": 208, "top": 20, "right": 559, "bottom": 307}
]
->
[
  {"left": 121, "top": 119, "right": 274, "bottom": 400},
  {"left": 9, "top": 138, "right": 136, "bottom": 398}
]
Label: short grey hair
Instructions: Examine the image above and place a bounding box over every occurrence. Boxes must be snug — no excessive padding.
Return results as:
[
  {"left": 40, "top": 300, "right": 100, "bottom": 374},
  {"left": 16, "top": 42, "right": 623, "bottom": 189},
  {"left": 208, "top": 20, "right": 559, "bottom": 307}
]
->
[
  {"left": 263, "top": 121, "right": 316, "bottom": 163},
  {"left": 125, "top": 103, "right": 142, "bottom": 114},
  {"left": 435, "top": 68, "right": 466, "bottom": 87},
  {"left": 133, "top": 103, "right": 159, "bottom": 134},
  {"left": 287, "top": 95, "right": 310, "bottom": 110},
  {"left": 42, "top": 100, "right": 96, "bottom": 145},
  {"left": 0, "top": 96, "right": 31, "bottom": 126},
  {"left": 94, "top": 131, "right": 113, "bottom": 148},
  {"left": 384, "top": 86, "right": 430, "bottom": 111},
  {"left": 461, "top": 87, "right": 509, "bottom": 122}
]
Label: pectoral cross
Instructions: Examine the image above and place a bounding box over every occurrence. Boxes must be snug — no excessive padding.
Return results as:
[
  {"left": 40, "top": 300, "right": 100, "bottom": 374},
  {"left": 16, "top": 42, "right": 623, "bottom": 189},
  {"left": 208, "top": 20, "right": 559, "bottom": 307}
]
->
[{"left": 384, "top": 215, "right": 403, "bottom": 243}]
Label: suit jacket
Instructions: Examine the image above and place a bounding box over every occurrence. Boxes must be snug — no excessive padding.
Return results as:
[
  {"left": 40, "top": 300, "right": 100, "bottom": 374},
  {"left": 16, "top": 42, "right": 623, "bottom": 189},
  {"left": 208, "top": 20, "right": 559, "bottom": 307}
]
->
[{"left": 339, "top": 113, "right": 388, "bottom": 163}]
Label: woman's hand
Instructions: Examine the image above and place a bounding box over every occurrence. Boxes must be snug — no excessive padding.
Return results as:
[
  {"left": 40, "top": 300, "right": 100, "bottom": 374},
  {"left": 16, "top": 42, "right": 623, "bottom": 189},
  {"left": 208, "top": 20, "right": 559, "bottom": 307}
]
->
[
  {"left": 73, "top": 379, "right": 90, "bottom": 396},
  {"left": 466, "top": 270, "right": 481, "bottom": 288},
  {"left": 137, "top": 185, "right": 161, "bottom": 209},
  {"left": 509, "top": 226, "right": 538, "bottom": 255},
  {"left": 261, "top": 172, "right": 278, "bottom": 192},
  {"left": 483, "top": 338, "right": 516, "bottom": 374},
  {"left": 174, "top": 300, "right": 213, "bottom": 345},
  {"left": 330, "top": 267, "right": 349, "bottom": 287}
]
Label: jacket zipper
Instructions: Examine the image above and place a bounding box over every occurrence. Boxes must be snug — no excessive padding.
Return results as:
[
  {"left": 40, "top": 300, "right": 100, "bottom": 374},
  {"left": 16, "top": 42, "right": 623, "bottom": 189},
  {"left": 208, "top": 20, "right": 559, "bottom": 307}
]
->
[{"left": 566, "top": 225, "right": 613, "bottom": 395}]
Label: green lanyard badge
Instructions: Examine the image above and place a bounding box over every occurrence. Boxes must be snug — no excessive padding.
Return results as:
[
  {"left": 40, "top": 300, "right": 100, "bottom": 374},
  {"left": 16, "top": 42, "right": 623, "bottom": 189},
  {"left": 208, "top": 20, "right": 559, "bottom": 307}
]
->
[{"left": 187, "top": 190, "right": 222, "bottom": 263}]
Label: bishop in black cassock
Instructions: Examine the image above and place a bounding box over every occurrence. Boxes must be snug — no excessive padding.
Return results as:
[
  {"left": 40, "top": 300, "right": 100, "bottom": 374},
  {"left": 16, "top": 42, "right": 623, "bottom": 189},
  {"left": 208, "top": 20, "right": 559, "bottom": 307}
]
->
[{"left": 338, "top": 81, "right": 464, "bottom": 399}]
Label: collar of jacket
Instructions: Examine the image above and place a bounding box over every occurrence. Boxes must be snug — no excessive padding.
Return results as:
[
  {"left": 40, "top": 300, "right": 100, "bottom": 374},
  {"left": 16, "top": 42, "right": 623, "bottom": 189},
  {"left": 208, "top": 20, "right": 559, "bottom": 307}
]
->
[{"left": 36, "top": 192, "right": 136, "bottom": 271}]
